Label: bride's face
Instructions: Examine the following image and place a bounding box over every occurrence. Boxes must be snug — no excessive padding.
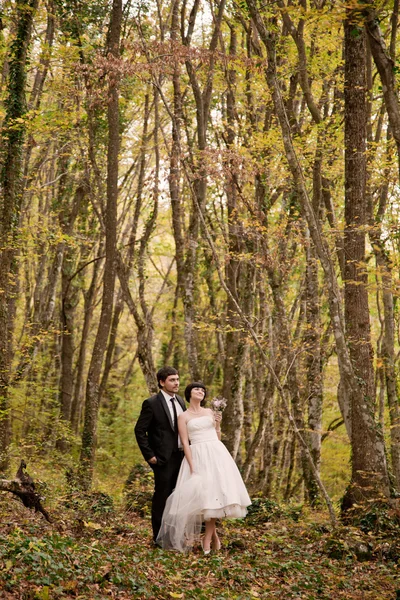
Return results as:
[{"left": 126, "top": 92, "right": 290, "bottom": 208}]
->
[{"left": 191, "top": 387, "right": 205, "bottom": 402}]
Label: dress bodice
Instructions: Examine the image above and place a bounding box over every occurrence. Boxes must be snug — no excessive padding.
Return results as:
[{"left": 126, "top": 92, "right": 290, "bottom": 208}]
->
[{"left": 187, "top": 415, "right": 218, "bottom": 445}]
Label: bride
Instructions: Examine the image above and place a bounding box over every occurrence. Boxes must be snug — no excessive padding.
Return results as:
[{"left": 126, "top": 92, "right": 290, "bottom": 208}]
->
[{"left": 156, "top": 382, "right": 251, "bottom": 553}]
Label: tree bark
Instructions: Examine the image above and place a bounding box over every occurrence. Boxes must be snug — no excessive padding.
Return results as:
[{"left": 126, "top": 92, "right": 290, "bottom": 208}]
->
[
  {"left": 302, "top": 149, "right": 324, "bottom": 506},
  {"left": 369, "top": 138, "right": 400, "bottom": 490},
  {"left": 221, "top": 25, "right": 248, "bottom": 459},
  {"left": 56, "top": 184, "right": 87, "bottom": 451},
  {"left": 70, "top": 247, "right": 103, "bottom": 433},
  {"left": 303, "top": 241, "right": 323, "bottom": 505},
  {"left": 0, "top": 0, "right": 38, "bottom": 470},
  {"left": 342, "top": 13, "right": 390, "bottom": 509},
  {"left": 79, "top": 0, "right": 122, "bottom": 488}
]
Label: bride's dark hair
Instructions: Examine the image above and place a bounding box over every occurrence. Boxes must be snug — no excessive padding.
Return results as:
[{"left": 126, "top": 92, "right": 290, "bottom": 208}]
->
[{"left": 184, "top": 382, "right": 207, "bottom": 405}]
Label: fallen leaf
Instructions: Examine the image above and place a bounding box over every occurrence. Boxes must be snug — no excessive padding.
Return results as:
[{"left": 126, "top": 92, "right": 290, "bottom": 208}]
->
[{"left": 84, "top": 521, "right": 102, "bottom": 530}]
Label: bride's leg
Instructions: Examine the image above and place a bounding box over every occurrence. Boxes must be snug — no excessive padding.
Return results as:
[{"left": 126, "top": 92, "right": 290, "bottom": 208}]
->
[
  {"left": 212, "top": 525, "right": 221, "bottom": 551},
  {"left": 203, "top": 518, "right": 216, "bottom": 551}
]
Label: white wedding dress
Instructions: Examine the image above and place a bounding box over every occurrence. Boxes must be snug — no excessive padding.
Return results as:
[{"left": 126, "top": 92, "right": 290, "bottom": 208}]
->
[{"left": 156, "top": 415, "right": 251, "bottom": 552}]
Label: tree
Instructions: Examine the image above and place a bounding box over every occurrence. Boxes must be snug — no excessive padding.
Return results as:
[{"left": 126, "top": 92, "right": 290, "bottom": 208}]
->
[
  {"left": 341, "top": 9, "right": 390, "bottom": 510},
  {"left": 79, "top": 0, "right": 122, "bottom": 488},
  {"left": 0, "top": 0, "right": 39, "bottom": 470}
]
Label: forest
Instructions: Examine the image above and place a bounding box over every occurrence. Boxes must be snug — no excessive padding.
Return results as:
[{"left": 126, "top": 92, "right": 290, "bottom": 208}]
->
[{"left": 0, "top": 0, "right": 400, "bottom": 598}]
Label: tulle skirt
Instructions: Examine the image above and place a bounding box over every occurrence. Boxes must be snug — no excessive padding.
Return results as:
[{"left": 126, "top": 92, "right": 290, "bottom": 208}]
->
[
  {"left": 156, "top": 438, "right": 251, "bottom": 552},
  {"left": 156, "top": 473, "right": 205, "bottom": 552}
]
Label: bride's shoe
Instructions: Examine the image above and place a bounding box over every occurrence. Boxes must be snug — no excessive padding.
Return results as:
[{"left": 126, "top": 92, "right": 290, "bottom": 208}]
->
[
  {"left": 201, "top": 538, "right": 211, "bottom": 555},
  {"left": 212, "top": 534, "right": 221, "bottom": 552}
]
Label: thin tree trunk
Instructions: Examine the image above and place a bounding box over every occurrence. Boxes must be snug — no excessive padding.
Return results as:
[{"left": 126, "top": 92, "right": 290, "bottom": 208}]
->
[
  {"left": 370, "top": 139, "right": 400, "bottom": 489},
  {"left": 56, "top": 187, "right": 87, "bottom": 451},
  {"left": 221, "top": 25, "right": 248, "bottom": 459},
  {"left": 70, "top": 248, "right": 103, "bottom": 433},
  {"left": 303, "top": 241, "right": 323, "bottom": 505},
  {"left": 98, "top": 290, "right": 124, "bottom": 404},
  {"left": 23, "top": 0, "right": 55, "bottom": 181},
  {"left": 365, "top": 3, "right": 400, "bottom": 178}
]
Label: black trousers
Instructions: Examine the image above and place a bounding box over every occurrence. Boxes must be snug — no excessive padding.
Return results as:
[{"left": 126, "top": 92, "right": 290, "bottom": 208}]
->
[{"left": 151, "top": 450, "right": 184, "bottom": 541}]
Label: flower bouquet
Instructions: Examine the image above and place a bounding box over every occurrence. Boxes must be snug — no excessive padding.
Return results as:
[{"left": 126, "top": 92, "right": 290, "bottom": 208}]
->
[{"left": 210, "top": 396, "right": 228, "bottom": 412}]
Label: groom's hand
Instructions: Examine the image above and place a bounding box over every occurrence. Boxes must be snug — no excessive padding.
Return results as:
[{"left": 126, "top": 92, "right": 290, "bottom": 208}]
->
[{"left": 148, "top": 456, "right": 157, "bottom": 465}]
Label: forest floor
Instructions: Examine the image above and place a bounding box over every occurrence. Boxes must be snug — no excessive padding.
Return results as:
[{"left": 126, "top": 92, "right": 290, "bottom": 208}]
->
[{"left": 0, "top": 487, "right": 399, "bottom": 600}]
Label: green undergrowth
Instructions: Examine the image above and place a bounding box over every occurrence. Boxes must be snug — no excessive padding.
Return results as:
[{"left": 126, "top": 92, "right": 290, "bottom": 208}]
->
[{"left": 0, "top": 485, "right": 399, "bottom": 600}]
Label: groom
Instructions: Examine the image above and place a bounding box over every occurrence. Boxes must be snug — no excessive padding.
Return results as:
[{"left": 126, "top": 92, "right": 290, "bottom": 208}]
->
[{"left": 134, "top": 366, "right": 186, "bottom": 543}]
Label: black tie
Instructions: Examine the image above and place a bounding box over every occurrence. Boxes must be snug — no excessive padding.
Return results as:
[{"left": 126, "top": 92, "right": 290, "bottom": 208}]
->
[{"left": 170, "top": 397, "right": 178, "bottom": 450}]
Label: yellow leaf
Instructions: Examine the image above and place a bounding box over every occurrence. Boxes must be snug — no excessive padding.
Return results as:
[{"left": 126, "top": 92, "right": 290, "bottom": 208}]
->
[
  {"left": 84, "top": 521, "right": 102, "bottom": 530},
  {"left": 169, "top": 594, "right": 183, "bottom": 599},
  {"left": 5, "top": 560, "right": 13, "bottom": 571},
  {"left": 36, "top": 587, "right": 50, "bottom": 600}
]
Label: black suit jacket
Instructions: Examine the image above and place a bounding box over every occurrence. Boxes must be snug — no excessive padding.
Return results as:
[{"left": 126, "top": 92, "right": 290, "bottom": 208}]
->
[{"left": 134, "top": 391, "right": 186, "bottom": 466}]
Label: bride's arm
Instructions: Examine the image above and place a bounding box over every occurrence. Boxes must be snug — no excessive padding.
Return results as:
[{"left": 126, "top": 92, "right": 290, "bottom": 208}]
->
[
  {"left": 178, "top": 414, "right": 195, "bottom": 474},
  {"left": 210, "top": 408, "right": 222, "bottom": 440}
]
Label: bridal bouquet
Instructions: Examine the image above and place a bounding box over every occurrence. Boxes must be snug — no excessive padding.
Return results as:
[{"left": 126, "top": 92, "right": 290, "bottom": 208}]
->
[{"left": 210, "top": 396, "right": 228, "bottom": 412}]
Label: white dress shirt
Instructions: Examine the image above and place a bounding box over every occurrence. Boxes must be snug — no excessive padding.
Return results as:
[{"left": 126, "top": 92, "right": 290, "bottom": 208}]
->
[{"left": 161, "top": 390, "right": 184, "bottom": 449}]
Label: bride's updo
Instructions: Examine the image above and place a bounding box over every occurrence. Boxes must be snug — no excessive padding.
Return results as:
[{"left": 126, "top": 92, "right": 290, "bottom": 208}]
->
[{"left": 184, "top": 382, "right": 207, "bottom": 406}]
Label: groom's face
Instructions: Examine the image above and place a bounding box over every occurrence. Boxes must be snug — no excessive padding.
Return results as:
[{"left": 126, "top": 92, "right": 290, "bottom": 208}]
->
[{"left": 161, "top": 374, "right": 180, "bottom": 395}]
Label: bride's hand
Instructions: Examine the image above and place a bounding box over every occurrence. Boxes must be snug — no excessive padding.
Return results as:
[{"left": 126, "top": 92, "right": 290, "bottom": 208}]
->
[{"left": 214, "top": 412, "right": 222, "bottom": 425}]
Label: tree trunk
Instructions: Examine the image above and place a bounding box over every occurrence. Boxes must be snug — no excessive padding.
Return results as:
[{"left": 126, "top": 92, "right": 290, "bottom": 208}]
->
[
  {"left": 116, "top": 255, "right": 158, "bottom": 393},
  {"left": 70, "top": 247, "right": 103, "bottom": 433},
  {"left": 0, "top": 0, "right": 38, "bottom": 470},
  {"left": 79, "top": 0, "right": 122, "bottom": 488},
  {"left": 370, "top": 138, "right": 400, "bottom": 490},
  {"left": 98, "top": 291, "right": 124, "bottom": 404},
  {"left": 221, "top": 25, "right": 248, "bottom": 459},
  {"left": 341, "top": 13, "right": 390, "bottom": 509},
  {"left": 303, "top": 241, "right": 323, "bottom": 505},
  {"left": 56, "top": 197, "right": 86, "bottom": 452}
]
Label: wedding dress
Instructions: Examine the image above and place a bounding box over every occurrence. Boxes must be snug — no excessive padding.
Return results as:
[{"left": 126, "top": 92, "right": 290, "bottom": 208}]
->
[{"left": 156, "top": 415, "right": 251, "bottom": 551}]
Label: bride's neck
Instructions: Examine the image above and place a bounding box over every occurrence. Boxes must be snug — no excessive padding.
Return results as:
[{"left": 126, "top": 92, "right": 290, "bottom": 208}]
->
[{"left": 188, "top": 403, "right": 202, "bottom": 413}]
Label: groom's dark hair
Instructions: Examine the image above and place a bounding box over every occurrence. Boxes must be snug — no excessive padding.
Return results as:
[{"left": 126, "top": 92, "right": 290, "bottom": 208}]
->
[{"left": 157, "top": 366, "right": 178, "bottom": 388}]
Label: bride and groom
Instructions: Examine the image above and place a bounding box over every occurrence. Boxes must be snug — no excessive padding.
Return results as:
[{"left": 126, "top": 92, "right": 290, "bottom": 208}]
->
[{"left": 134, "top": 366, "right": 251, "bottom": 553}]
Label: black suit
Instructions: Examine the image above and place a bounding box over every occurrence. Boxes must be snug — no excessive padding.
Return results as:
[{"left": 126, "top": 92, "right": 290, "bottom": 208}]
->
[{"left": 134, "top": 391, "right": 186, "bottom": 540}]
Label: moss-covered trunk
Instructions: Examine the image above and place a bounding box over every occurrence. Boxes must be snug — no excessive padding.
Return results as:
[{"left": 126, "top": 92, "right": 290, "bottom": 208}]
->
[{"left": 0, "top": 0, "right": 38, "bottom": 471}]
